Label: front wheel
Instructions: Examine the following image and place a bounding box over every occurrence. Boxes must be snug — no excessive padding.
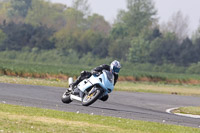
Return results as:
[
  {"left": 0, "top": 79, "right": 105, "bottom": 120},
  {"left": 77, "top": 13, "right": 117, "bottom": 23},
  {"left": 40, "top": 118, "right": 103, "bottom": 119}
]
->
[
  {"left": 82, "top": 87, "right": 103, "bottom": 106},
  {"left": 61, "top": 90, "right": 72, "bottom": 104}
]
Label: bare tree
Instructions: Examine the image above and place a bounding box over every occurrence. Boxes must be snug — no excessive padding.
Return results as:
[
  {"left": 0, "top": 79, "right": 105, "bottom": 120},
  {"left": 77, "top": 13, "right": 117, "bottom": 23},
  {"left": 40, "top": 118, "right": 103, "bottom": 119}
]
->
[
  {"left": 72, "top": 0, "right": 91, "bottom": 17},
  {"left": 161, "top": 11, "right": 189, "bottom": 42},
  {"left": 192, "top": 19, "right": 200, "bottom": 42}
]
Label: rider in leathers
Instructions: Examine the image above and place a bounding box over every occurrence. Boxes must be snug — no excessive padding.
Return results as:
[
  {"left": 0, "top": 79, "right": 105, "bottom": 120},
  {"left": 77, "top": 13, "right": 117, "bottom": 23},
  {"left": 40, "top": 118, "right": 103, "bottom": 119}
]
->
[{"left": 69, "top": 60, "right": 121, "bottom": 101}]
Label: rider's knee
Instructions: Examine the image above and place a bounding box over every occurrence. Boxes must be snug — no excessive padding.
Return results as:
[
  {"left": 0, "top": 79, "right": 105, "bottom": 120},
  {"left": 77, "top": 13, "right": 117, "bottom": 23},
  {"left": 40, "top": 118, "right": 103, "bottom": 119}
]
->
[
  {"left": 80, "top": 71, "right": 87, "bottom": 76},
  {"left": 81, "top": 71, "right": 91, "bottom": 78}
]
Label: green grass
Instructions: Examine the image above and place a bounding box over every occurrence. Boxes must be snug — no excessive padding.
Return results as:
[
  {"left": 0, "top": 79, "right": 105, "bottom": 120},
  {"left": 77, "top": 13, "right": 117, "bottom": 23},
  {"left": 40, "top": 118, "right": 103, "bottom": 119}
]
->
[
  {"left": 173, "top": 107, "right": 200, "bottom": 115},
  {"left": 121, "top": 67, "right": 200, "bottom": 81},
  {"left": 0, "top": 103, "right": 199, "bottom": 133},
  {"left": 1, "top": 59, "right": 200, "bottom": 82},
  {"left": 0, "top": 75, "right": 68, "bottom": 87},
  {"left": 115, "top": 81, "right": 200, "bottom": 96},
  {"left": 0, "top": 59, "right": 92, "bottom": 77}
]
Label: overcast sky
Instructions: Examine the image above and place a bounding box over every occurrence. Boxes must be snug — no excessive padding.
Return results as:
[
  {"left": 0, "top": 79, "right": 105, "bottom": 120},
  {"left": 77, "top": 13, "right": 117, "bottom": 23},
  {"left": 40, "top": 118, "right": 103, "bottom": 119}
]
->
[{"left": 50, "top": 0, "right": 200, "bottom": 34}]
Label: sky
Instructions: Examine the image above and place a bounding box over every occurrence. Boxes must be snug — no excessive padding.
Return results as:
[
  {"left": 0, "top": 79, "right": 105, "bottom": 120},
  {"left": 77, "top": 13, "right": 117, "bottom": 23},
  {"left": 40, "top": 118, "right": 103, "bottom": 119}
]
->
[{"left": 50, "top": 0, "right": 200, "bottom": 34}]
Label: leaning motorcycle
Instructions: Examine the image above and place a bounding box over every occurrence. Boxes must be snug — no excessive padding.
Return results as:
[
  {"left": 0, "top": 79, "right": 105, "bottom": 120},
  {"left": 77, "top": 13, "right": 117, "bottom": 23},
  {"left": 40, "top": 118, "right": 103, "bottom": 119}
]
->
[{"left": 61, "top": 70, "right": 114, "bottom": 106}]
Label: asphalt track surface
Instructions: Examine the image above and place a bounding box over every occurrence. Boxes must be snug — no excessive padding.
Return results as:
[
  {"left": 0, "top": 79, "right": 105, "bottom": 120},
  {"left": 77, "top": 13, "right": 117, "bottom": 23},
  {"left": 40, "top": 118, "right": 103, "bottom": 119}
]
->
[{"left": 0, "top": 83, "right": 200, "bottom": 128}]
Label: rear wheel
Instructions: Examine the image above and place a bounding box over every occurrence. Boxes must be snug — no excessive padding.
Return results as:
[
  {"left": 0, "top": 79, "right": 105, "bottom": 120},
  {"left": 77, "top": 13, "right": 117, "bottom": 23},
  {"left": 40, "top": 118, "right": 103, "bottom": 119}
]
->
[
  {"left": 61, "top": 90, "right": 72, "bottom": 104},
  {"left": 82, "top": 87, "right": 103, "bottom": 106}
]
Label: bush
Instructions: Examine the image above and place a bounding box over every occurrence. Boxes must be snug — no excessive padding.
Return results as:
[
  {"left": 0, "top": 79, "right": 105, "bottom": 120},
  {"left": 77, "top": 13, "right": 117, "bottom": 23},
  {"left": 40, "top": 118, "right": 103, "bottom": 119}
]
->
[{"left": 186, "top": 62, "right": 200, "bottom": 74}]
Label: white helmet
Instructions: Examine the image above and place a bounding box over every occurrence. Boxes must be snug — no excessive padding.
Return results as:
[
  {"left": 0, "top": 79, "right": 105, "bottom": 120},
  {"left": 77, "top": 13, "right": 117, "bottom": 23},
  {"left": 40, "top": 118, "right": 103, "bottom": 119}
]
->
[{"left": 110, "top": 60, "right": 121, "bottom": 74}]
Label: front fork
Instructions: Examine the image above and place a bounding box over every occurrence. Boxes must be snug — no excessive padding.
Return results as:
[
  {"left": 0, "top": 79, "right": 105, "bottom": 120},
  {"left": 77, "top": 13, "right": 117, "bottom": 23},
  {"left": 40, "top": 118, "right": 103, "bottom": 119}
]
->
[
  {"left": 80, "top": 86, "right": 97, "bottom": 100},
  {"left": 78, "top": 86, "right": 105, "bottom": 99}
]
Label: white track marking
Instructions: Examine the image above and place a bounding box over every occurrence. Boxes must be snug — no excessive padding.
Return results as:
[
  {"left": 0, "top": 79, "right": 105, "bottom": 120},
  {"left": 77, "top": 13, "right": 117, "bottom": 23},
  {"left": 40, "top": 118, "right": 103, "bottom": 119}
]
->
[{"left": 166, "top": 107, "right": 200, "bottom": 119}]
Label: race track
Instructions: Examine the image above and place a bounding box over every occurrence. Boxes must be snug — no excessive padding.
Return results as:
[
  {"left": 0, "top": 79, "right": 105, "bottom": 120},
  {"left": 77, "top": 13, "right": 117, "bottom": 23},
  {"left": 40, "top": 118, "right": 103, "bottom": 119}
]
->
[{"left": 0, "top": 83, "right": 200, "bottom": 128}]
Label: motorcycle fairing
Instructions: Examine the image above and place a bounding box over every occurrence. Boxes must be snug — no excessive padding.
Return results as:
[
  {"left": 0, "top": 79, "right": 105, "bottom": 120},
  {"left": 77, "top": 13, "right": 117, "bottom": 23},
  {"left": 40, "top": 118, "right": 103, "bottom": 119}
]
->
[{"left": 78, "top": 70, "right": 114, "bottom": 94}]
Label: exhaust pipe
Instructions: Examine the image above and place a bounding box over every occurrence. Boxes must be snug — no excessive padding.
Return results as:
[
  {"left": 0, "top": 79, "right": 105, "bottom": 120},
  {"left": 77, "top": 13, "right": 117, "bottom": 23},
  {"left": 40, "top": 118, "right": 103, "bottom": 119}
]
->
[
  {"left": 70, "top": 95, "right": 82, "bottom": 101},
  {"left": 68, "top": 77, "right": 73, "bottom": 91},
  {"left": 68, "top": 77, "right": 73, "bottom": 85}
]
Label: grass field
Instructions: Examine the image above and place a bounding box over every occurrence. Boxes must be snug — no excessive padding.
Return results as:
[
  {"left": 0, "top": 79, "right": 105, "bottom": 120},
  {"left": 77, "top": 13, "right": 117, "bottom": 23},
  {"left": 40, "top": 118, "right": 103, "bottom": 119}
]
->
[
  {"left": 115, "top": 81, "right": 200, "bottom": 96},
  {"left": 0, "top": 103, "right": 199, "bottom": 133},
  {"left": 1, "top": 59, "right": 200, "bottom": 83},
  {"left": 0, "top": 59, "right": 91, "bottom": 77}
]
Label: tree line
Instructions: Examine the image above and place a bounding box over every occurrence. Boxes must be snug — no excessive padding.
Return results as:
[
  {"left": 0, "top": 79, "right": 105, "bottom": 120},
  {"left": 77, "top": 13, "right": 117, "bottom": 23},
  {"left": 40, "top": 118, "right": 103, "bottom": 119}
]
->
[{"left": 0, "top": 0, "right": 200, "bottom": 66}]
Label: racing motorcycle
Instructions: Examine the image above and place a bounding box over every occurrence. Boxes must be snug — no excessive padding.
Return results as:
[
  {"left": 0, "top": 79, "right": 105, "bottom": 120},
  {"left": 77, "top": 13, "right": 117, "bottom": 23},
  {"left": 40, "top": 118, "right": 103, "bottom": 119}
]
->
[{"left": 61, "top": 70, "right": 114, "bottom": 106}]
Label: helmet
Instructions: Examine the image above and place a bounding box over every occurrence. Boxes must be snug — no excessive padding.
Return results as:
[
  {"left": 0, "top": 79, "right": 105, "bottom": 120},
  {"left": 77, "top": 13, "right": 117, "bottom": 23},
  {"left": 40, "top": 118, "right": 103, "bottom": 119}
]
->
[{"left": 110, "top": 60, "right": 121, "bottom": 74}]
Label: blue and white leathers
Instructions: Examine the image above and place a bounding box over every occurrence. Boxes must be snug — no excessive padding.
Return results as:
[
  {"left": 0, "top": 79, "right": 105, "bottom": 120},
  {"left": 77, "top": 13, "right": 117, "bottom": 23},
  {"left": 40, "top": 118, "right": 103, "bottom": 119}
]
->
[{"left": 77, "top": 70, "right": 114, "bottom": 96}]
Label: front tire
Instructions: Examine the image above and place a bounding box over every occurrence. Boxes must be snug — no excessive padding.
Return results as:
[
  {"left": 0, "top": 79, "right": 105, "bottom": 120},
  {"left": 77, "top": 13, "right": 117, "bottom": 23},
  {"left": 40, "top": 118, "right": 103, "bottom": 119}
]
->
[
  {"left": 100, "top": 94, "right": 109, "bottom": 102},
  {"left": 61, "top": 90, "right": 72, "bottom": 104},
  {"left": 82, "top": 87, "right": 103, "bottom": 106}
]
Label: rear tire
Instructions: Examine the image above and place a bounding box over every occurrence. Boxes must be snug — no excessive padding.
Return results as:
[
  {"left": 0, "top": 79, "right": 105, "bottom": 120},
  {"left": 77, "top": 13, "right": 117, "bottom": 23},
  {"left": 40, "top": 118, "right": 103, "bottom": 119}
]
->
[
  {"left": 61, "top": 90, "right": 72, "bottom": 104},
  {"left": 82, "top": 87, "right": 103, "bottom": 106}
]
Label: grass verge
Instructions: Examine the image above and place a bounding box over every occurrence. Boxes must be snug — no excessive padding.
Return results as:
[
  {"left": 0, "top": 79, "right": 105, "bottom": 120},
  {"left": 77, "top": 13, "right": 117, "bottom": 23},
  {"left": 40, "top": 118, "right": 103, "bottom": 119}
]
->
[
  {"left": 173, "top": 107, "right": 200, "bottom": 115},
  {"left": 0, "top": 75, "right": 68, "bottom": 88},
  {"left": 1, "top": 75, "right": 200, "bottom": 96},
  {"left": 115, "top": 81, "right": 200, "bottom": 96},
  {"left": 0, "top": 103, "right": 200, "bottom": 133}
]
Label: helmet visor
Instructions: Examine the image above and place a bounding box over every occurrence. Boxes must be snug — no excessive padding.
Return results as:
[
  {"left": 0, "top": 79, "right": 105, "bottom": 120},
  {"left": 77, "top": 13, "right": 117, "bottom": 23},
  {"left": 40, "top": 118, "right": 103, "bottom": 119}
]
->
[{"left": 113, "top": 66, "right": 120, "bottom": 74}]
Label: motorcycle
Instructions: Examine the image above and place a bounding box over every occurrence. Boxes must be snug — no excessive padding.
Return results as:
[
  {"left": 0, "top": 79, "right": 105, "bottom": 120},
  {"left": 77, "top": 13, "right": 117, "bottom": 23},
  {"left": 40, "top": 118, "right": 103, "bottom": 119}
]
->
[{"left": 61, "top": 70, "right": 114, "bottom": 106}]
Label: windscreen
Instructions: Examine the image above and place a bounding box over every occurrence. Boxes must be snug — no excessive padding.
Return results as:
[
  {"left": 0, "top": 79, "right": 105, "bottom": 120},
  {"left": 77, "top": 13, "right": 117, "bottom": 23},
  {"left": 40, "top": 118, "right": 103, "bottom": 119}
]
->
[{"left": 103, "top": 70, "right": 114, "bottom": 84}]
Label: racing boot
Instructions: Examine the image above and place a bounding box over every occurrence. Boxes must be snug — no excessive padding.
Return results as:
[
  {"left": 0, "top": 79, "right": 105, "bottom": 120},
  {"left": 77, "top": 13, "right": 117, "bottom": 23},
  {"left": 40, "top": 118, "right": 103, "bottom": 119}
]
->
[
  {"left": 68, "top": 83, "right": 75, "bottom": 91},
  {"left": 68, "top": 76, "right": 82, "bottom": 91},
  {"left": 68, "top": 83, "right": 80, "bottom": 95}
]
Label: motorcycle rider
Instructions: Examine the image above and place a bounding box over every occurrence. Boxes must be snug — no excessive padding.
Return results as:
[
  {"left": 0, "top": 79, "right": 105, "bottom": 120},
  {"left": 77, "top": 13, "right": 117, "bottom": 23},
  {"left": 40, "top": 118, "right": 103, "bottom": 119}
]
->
[{"left": 69, "top": 60, "right": 121, "bottom": 101}]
